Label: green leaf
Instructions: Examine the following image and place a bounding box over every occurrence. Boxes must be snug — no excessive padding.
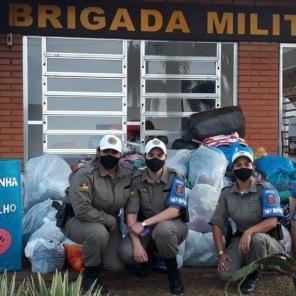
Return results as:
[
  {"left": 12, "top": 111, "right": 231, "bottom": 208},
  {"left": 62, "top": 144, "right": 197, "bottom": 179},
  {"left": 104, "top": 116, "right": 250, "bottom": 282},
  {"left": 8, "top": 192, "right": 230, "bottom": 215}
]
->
[{"left": 225, "top": 252, "right": 296, "bottom": 295}]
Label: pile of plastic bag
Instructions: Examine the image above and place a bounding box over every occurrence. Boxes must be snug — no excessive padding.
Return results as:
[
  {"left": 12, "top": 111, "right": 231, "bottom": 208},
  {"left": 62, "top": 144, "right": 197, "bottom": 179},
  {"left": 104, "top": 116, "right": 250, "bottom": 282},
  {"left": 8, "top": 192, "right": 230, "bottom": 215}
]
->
[{"left": 22, "top": 155, "right": 72, "bottom": 273}]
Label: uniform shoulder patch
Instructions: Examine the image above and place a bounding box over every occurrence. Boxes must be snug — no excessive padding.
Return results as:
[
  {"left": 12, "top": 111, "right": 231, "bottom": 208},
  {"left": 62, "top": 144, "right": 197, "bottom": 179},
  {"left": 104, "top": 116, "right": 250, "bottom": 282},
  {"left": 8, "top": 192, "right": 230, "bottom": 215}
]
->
[{"left": 79, "top": 183, "right": 90, "bottom": 191}]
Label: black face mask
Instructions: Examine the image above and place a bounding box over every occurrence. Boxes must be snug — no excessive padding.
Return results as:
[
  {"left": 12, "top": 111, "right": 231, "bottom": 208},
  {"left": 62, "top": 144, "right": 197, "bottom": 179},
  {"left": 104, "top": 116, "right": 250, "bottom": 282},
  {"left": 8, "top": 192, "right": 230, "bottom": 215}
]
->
[
  {"left": 233, "top": 168, "right": 253, "bottom": 181},
  {"left": 146, "top": 158, "right": 165, "bottom": 173},
  {"left": 100, "top": 155, "right": 120, "bottom": 169}
]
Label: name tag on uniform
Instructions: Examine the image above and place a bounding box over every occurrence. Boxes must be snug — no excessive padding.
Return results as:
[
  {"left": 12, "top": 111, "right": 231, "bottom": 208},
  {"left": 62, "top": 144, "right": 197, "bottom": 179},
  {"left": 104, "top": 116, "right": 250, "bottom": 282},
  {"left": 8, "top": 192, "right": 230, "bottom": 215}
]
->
[{"left": 261, "top": 189, "right": 284, "bottom": 218}]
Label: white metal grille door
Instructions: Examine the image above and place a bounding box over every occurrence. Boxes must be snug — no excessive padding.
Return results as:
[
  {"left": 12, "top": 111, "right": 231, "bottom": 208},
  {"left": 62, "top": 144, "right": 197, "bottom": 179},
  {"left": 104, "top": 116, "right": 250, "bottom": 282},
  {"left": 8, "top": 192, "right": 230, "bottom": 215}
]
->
[
  {"left": 42, "top": 37, "right": 127, "bottom": 154},
  {"left": 281, "top": 45, "right": 296, "bottom": 155},
  {"left": 140, "top": 41, "right": 221, "bottom": 147}
]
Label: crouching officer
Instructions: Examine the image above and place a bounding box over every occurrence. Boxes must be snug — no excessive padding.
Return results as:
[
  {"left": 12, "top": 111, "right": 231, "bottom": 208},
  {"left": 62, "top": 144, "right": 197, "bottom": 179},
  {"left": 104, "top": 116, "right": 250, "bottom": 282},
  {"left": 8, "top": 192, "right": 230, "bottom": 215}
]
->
[
  {"left": 119, "top": 138, "right": 188, "bottom": 295},
  {"left": 61, "top": 135, "right": 132, "bottom": 292},
  {"left": 210, "top": 151, "right": 284, "bottom": 295}
]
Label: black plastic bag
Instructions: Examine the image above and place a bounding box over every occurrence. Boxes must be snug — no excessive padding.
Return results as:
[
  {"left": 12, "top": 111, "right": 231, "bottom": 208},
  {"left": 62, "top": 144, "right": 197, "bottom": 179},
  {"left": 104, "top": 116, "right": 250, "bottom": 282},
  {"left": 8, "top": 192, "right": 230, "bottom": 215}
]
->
[
  {"left": 171, "top": 138, "right": 200, "bottom": 150},
  {"left": 187, "top": 106, "right": 245, "bottom": 141}
]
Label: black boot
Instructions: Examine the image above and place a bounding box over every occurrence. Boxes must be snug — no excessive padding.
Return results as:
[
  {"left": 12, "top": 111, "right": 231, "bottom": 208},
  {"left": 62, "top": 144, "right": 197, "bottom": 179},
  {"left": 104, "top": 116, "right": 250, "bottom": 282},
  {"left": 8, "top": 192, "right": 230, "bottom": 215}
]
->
[
  {"left": 82, "top": 266, "right": 108, "bottom": 295},
  {"left": 293, "top": 273, "right": 296, "bottom": 292},
  {"left": 240, "top": 269, "right": 261, "bottom": 295},
  {"left": 164, "top": 258, "right": 184, "bottom": 295},
  {"left": 133, "top": 262, "right": 151, "bottom": 278}
]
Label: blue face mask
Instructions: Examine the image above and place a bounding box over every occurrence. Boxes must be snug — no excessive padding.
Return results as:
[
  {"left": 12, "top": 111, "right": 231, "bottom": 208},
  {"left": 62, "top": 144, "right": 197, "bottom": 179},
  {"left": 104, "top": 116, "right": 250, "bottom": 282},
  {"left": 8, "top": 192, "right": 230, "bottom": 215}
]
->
[{"left": 233, "top": 168, "right": 253, "bottom": 181}]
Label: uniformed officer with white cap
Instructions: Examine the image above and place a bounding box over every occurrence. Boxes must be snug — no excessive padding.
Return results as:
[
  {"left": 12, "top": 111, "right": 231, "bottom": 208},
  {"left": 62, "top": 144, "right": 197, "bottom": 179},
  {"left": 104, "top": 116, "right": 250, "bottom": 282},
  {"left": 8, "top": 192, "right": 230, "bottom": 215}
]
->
[
  {"left": 119, "top": 138, "right": 188, "bottom": 295},
  {"left": 62, "top": 135, "right": 132, "bottom": 293},
  {"left": 210, "top": 150, "right": 284, "bottom": 295}
]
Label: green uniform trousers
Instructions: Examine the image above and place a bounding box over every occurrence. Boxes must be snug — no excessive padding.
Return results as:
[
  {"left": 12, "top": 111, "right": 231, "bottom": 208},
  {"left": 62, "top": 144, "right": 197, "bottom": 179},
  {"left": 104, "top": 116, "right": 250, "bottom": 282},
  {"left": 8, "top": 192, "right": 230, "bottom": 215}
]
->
[
  {"left": 219, "top": 233, "right": 284, "bottom": 281},
  {"left": 119, "top": 219, "right": 188, "bottom": 265},
  {"left": 63, "top": 217, "right": 124, "bottom": 271}
]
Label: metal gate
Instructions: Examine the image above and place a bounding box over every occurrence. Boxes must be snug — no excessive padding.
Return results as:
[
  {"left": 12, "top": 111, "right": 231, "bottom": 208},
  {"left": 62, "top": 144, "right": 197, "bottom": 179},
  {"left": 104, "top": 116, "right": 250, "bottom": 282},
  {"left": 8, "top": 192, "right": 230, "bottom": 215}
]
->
[
  {"left": 25, "top": 38, "right": 235, "bottom": 160},
  {"left": 42, "top": 37, "right": 127, "bottom": 154},
  {"left": 140, "top": 41, "right": 222, "bottom": 147},
  {"left": 280, "top": 44, "right": 296, "bottom": 155}
]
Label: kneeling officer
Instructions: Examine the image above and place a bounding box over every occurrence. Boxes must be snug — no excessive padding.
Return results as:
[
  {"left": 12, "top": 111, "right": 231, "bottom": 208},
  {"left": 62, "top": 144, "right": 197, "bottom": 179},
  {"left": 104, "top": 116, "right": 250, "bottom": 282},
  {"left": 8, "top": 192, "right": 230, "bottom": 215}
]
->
[
  {"left": 60, "top": 135, "right": 132, "bottom": 292},
  {"left": 119, "top": 138, "right": 188, "bottom": 295}
]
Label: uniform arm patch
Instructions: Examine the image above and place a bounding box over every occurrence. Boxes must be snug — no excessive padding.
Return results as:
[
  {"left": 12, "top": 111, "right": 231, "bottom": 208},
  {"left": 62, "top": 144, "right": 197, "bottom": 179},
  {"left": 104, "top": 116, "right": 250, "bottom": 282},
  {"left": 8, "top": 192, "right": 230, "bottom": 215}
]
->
[
  {"left": 166, "top": 177, "right": 187, "bottom": 209},
  {"left": 79, "top": 183, "right": 90, "bottom": 191}
]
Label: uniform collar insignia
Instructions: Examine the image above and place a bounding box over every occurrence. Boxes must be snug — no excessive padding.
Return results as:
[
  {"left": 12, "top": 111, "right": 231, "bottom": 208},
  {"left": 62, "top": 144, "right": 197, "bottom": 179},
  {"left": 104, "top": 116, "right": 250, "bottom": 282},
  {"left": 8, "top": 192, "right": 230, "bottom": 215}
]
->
[{"left": 140, "top": 186, "right": 149, "bottom": 193}]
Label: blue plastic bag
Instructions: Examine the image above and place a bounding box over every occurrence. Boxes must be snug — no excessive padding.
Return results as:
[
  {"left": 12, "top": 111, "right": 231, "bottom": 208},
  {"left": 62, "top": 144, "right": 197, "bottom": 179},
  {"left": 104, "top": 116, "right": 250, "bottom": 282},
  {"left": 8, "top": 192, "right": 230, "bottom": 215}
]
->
[
  {"left": 255, "top": 156, "right": 295, "bottom": 178},
  {"left": 218, "top": 143, "right": 253, "bottom": 170},
  {"left": 255, "top": 156, "right": 296, "bottom": 203}
]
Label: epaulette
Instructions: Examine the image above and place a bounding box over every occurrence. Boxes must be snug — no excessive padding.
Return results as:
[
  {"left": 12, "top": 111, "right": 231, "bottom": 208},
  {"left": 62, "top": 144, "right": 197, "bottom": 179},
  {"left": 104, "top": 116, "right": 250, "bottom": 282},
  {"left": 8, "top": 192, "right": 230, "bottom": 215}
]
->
[
  {"left": 132, "top": 169, "right": 145, "bottom": 179},
  {"left": 131, "top": 169, "right": 145, "bottom": 188},
  {"left": 120, "top": 160, "right": 133, "bottom": 171},
  {"left": 256, "top": 181, "right": 273, "bottom": 189},
  {"left": 221, "top": 184, "right": 232, "bottom": 191},
  {"left": 166, "top": 166, "right": 185, "bottom": 179}
]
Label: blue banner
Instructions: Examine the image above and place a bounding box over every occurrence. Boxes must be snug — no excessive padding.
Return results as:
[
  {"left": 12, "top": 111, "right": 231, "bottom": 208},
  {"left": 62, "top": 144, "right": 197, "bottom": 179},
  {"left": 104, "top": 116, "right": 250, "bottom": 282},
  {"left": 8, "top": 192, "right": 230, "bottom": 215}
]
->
[{"left": 0, "top": 159, "right": 22, "bottom": 271}]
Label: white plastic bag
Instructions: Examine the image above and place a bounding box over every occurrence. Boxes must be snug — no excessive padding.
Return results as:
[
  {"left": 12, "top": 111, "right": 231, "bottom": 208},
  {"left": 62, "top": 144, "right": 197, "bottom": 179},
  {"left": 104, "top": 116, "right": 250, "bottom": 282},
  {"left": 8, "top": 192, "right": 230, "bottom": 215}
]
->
[
  {"left": 188, "top": 145, "right": 227, "bottom": 191},
  {"left": 24, "top": 155, "right": 71, "bottom": 213},
  {"left": 22, "top": 200, "right": 57, "bottom": 245},
  {"left": 183, "top": 230, "right": 217, "bottom": 267},
  {"left": 25, "top": 219, "right": 66, "bottom": 258},
  {"left": 281, "top": 225, "right": 292, "bottom": 254}
]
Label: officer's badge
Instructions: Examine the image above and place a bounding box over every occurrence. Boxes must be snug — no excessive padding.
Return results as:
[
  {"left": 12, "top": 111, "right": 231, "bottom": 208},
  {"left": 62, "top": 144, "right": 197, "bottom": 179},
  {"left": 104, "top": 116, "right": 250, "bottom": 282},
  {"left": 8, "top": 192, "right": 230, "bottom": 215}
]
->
[
  {"left": 140, "top": 186, "right": 148, "bottom": 193},
  {"left": 108, "top": 137, "right": 117, "bottom": 145},
  {"left": 152, "top": 139, "right": 161, "bottom": 145},
  {"left": 176, "top": 183, "right": 184, "bottom": 194},
  {"left": 267, "top": 194, "right": 276, "bottom": 204},
  {"left": 79, "top": 183, "right": 89, "bottom": 191}
]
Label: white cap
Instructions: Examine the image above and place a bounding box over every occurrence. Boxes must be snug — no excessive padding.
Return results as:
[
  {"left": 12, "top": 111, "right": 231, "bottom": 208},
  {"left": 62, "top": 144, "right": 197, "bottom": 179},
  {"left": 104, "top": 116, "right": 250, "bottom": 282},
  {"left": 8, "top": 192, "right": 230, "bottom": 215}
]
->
[
  {"left": 232, "top": 150, "right": 254, "bottom": 165},
  {"left": 145, "top": 138, "right": 167, "bottom": 154},
  {"left": 98, "top": 135, "right": 122, "bottom": 153}
]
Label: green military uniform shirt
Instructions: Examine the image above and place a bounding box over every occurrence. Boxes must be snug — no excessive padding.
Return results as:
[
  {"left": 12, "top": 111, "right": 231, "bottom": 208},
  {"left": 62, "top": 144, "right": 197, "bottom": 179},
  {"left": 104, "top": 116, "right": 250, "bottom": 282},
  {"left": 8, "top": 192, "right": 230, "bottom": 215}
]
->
[
  {"left": 125, "top": 166, "right": 179, "bottom": 219},
  {"left": 209, "top": 177, "right": 272, "bottom": 233},
  {"left": 68, "top": 158, "right": 132, "bottom": 229}
]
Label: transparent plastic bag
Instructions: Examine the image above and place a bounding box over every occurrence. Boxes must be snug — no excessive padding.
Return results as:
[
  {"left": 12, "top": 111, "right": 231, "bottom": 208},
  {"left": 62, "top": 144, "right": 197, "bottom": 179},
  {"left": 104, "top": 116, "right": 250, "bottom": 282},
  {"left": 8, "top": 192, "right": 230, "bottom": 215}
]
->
[
  {"left": 188, "top": 146, "right": 227, "bottom": 191},
  {"left": 166, "top": 149, "right": 192, "bottom": 177},
  {"left": 183, "top": 230, "right": 217, "bottom": 267},
  {"left": 187, "top": 184, "right": 220, "bottom": 230},
  {"left": 25, "top": 219, "right": 66, "bottom": 273},
  {"left": 30, "top": 239, "right": 65, "bottom": 274},
  {"left": 177, "top": 241, "right": 186, "bottom": 269}
]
